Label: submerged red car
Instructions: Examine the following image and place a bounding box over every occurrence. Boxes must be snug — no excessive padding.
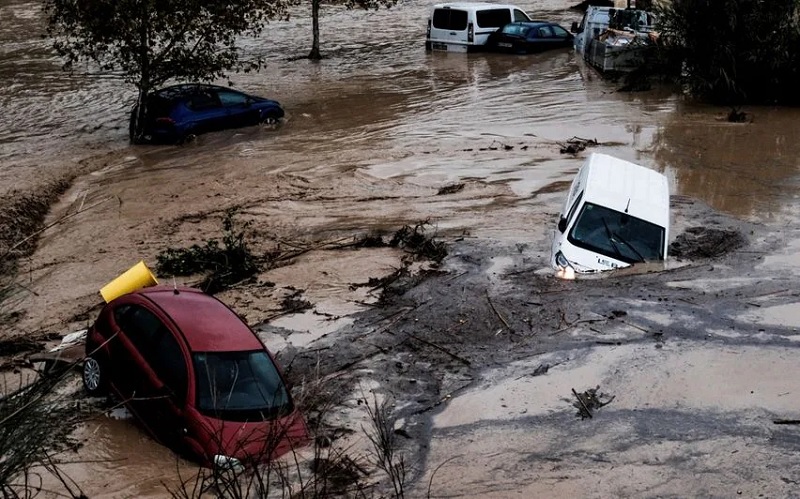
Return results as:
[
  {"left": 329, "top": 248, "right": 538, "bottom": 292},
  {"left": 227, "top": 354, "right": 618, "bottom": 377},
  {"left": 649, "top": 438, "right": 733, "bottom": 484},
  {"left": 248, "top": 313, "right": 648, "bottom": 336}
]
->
[{"left": 83, "top": 286, "right": 308, "bottom": 467}]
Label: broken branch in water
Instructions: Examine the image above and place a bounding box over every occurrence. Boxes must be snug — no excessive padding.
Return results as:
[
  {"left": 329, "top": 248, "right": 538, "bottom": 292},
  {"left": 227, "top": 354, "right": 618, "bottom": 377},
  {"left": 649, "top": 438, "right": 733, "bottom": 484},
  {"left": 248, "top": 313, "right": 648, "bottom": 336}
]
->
[
  {"left": 572, "top": 388, "right": 593, "bottom": 419},
  {"left": 572, "top": 386, "right": 615, "bottom": 419},
  {"left": 550, "top": 318, "right": 607, "bottom": 336},
  {"left": 486, "top": 291, "right": 512, "bottom": 332},
  {"left": 407, "top": 334, "right": 471, "bottom": 367},
  {"left": 559, "top": 136, "right": 599, "bottom": 155}
]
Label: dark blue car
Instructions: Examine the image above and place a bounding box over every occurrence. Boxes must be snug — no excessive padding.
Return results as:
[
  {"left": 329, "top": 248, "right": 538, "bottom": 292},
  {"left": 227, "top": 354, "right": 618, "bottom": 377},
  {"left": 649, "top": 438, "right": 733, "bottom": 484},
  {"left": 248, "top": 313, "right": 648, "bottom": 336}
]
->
[
  {"left": 487, "top": 21, "right": 574, "bottom": 54},
  {"left": 130, "top": 84, "right": 284, "bottom": 144}
]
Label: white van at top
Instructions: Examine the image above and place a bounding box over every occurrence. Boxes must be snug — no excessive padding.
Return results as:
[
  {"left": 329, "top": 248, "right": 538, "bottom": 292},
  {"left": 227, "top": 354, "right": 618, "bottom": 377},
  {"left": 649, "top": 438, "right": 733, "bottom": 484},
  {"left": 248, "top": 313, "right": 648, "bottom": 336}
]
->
[
  {"left": 426, "top": 2, "right": 532, "bottom": 53},
  {"left": 551, "top": 153, "right": 670, "bottom": 275}
]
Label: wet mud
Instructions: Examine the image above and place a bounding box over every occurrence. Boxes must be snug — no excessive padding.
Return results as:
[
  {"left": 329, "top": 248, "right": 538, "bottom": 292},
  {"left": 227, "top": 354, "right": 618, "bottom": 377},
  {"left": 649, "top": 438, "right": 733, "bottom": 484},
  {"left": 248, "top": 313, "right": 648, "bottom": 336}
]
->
[{"left": 3, "top": 0, "right": 800, "bottom": 496}]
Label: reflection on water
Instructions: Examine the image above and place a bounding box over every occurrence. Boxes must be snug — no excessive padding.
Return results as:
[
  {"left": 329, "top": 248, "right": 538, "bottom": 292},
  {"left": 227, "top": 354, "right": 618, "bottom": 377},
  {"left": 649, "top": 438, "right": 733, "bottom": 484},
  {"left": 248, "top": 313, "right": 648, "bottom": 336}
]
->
[{"left": 652, "top": 102, "right": 800, "bottom": 219}]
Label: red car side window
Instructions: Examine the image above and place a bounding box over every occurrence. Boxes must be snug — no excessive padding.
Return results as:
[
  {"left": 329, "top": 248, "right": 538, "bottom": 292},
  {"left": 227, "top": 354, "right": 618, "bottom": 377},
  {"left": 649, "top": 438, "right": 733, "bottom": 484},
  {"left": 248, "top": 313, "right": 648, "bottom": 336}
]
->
[{"left": 113, "top": 304, "right": 189, "bottom": 402}]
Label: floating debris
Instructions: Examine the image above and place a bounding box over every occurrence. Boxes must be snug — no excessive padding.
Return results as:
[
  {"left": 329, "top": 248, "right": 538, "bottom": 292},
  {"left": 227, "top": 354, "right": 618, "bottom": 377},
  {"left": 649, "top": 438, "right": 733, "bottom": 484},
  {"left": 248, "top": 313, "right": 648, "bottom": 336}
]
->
[
  {"left": 559, "top": 136, "right": 599, "bottom": 155},
  {"left": 437, "top": 183, "right": 465, "bottom": 196},
  {"left": 669, "top": 226, "right": 746, "bottom": 260},
  {"left": 572, "top": 386, "right": 615, "bottom": 419}
]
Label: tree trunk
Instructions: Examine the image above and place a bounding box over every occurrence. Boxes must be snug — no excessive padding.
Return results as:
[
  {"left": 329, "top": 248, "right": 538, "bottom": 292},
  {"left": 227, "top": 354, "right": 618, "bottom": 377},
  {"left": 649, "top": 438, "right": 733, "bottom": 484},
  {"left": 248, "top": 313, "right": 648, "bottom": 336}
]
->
[
  {"left": 131, "top": 87, "right": 148, "bottom": 144},
  {"left": 309, "top": 0, "right": 322, "bottom": 60},
  {"left": 131, "top": 0, "right": 150, "bottom": 143}
]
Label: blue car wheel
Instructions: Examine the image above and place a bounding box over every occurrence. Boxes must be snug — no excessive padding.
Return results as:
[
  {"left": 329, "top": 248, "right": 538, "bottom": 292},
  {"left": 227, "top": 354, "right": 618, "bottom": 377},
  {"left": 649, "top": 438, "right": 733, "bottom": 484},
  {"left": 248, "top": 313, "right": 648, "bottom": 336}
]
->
[{"left": 260, "top": 110, "right": 282, "bottom": 125}]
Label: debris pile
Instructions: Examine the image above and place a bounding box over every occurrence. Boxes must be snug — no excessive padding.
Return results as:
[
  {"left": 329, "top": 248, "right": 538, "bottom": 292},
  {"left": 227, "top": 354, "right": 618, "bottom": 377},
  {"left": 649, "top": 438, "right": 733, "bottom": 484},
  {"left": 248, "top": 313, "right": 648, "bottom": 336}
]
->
[
  {"left": 389, "top": 221, "right": 447, "bottom": 264},
  {"left": 669, "top": 226, "right": 746, "bottom": 260},
  {"left": 559, "top": 137, "right": 599, "bottom": 155}
]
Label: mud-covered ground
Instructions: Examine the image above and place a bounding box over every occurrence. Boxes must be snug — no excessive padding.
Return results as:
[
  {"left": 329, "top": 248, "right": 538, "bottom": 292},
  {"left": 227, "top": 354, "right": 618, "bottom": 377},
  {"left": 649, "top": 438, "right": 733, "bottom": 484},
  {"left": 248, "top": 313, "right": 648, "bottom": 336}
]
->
[
  {"left": 274, "top": 195, "right": 800, "bottom": 497},
  {"left": 8, "top": 175, "right": 800, "bottom": 497}
]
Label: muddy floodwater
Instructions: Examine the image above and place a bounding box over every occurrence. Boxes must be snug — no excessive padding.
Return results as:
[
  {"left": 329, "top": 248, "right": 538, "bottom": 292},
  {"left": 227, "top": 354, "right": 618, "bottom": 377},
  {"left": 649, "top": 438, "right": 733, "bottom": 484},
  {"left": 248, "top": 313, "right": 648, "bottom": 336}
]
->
[{"left": 4, "top": 0, "right": 800, "bottom": 496}]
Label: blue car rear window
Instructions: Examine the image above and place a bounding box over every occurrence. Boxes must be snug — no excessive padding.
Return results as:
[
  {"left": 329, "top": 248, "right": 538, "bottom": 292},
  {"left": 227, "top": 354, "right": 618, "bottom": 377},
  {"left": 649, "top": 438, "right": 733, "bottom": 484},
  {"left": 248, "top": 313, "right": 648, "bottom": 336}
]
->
[{"left": 501, "top": 24, "right": 529, "bottom": 36}]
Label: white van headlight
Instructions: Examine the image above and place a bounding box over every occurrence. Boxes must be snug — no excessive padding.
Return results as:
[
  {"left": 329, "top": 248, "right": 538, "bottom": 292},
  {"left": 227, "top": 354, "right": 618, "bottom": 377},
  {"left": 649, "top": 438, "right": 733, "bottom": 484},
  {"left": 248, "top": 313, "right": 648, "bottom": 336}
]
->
[
  {"left": 214, "top": 455, "right": 244, "bottom": 473},
  {"left": 555, "top": 251, "right": 572, "bottom": 269},
  {"left": 555, "top": 252, "right": 576, "bottom": 280}
]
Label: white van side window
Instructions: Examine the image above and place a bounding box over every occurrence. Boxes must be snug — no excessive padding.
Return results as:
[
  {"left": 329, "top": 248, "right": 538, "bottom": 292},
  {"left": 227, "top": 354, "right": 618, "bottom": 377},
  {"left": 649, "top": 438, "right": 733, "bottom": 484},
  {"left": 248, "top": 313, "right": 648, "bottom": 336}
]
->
[
  {"left": 513, "top": 9, "right": 530, "bottom": 22},
  {"left": 475, "top": 9, "right": 512, "bottom": 28},
  {"left": 433, "top": 9, "right": 468, "bottom": 31}
]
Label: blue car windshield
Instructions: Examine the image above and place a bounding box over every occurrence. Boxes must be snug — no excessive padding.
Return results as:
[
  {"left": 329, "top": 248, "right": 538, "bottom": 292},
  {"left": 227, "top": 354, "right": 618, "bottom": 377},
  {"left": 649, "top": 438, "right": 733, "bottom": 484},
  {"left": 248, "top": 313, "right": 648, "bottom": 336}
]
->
[
  {"left": 568, "top": 202, "right": 665, "bottom": 263},
  {"left": 194, "top": 351, "right": 292, "bottom": 421}
]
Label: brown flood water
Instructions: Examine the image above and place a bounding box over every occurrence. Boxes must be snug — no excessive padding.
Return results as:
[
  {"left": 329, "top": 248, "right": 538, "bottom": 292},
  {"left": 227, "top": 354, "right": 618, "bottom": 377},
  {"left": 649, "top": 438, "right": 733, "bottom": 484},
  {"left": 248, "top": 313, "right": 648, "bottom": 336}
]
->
[{"left": 3, "top": 0, "right": 800, "bottom": 495}]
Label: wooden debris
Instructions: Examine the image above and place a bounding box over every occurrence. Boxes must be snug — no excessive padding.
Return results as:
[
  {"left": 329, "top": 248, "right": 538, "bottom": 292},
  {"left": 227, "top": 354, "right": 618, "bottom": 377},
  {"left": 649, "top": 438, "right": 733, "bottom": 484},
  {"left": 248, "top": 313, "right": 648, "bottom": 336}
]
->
[
  {"left": 532, "top": 364, "right": 550, "bottom": 376},
  {"left": 437, "top": 183, "right": 465, "bottom": 196},
  {"left": 572, "top": 386, "right": 615, "bottom": 419},
  {"left": 559, "top": 137, "right": 599, "bottom": 155},
  {"left": 407, "top": 334, "right": 471, "bottom": 367},
  {"left": 486, "top": 291, "right": 512, "bottom": 332}
]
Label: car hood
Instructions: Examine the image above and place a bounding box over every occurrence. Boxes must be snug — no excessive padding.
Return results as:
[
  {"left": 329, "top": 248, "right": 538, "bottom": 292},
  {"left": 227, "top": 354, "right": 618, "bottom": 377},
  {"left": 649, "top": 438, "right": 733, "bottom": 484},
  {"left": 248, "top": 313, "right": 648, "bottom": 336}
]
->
[{"left": 188, "top": 407, "right": 309, "bottom": 465}]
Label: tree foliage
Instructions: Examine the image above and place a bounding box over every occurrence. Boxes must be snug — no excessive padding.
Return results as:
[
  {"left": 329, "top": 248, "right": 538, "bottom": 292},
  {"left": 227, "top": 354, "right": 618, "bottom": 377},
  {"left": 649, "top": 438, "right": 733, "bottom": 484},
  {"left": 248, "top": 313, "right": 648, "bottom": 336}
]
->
[
  {"left": 655, "top": 0, "right": 800, "bottom": 105},
  {"left": 44, "top": 0, "right": 289, "bottom": 140}
]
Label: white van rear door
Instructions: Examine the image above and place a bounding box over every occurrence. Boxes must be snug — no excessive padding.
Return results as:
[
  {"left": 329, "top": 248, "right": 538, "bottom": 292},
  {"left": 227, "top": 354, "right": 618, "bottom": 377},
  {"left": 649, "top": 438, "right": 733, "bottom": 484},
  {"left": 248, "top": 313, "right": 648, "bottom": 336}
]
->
[{"left": 429, "top": 7, "right": 469, "bottom": 50}]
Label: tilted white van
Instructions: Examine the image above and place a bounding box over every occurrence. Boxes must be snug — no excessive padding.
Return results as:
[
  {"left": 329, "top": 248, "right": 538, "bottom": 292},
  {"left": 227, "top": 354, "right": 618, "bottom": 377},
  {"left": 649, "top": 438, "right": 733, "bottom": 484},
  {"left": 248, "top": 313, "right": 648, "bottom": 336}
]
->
[
  {"left": 426, "top": 2, "right": 532, "bottom": 53},
  {"left": 551, "top": 153, "right": 670, "bottom": 275}
]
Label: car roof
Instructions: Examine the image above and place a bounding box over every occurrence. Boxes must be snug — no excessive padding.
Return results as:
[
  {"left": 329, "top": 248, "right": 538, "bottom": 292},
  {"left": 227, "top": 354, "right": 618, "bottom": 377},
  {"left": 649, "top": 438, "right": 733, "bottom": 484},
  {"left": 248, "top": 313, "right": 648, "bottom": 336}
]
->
[
  {"left": 136, "top": 286, "right": 264, "bottom": 352},
  {"left": 581, "top": 153, "right": 670, "bottom": 228},
  {"left": 152, "top": 84, "right": 240, "bottom": 99},
  {"left": 432, "top": 2, "right": 523, "bottom": 10},
  {"left": 505, "top": 21, "right": 552, "bottom": 28}
]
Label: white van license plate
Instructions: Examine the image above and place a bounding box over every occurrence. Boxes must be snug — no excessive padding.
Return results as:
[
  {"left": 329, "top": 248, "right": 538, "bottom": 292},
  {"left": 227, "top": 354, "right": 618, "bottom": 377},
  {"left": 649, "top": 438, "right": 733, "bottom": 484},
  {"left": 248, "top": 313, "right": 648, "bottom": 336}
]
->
[{"left": 431, "top": 42, "right": 448, "bottom": 51}]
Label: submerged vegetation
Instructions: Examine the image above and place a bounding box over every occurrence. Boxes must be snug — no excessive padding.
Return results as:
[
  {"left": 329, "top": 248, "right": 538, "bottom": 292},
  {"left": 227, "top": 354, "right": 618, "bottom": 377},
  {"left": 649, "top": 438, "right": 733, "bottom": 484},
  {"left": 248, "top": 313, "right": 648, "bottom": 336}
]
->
[
  {"left": 0, "top": 178, "right": 72, "bottom": 275},
  {"left": 156, "top": 210, "right": 259, "bottom": 294},
  {"left": 389, "top": 221, "right": 448, "bottom": 264},
  {"left": 654, "top": 0, "right": 800, "bottom": 105},
  {"left": 0, "top": 371, "right": 89, "bottom": 498}
]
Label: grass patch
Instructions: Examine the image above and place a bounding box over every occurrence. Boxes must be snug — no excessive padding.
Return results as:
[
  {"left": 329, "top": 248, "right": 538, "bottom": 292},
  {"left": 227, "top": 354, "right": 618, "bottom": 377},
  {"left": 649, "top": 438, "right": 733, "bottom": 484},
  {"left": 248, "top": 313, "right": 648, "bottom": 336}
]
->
[
  {"left": 0, "top": 371, "right": 90, "bottom": 498},
  {"left": 0, "top": 178, "right": 72, "bottom": 275}
]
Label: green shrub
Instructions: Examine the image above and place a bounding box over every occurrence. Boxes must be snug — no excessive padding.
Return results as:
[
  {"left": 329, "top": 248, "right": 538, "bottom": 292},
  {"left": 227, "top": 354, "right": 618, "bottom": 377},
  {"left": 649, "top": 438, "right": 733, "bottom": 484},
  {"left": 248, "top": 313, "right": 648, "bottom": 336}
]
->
[{"left": 655, "top": 0, "right": 800, "bottom": 104}]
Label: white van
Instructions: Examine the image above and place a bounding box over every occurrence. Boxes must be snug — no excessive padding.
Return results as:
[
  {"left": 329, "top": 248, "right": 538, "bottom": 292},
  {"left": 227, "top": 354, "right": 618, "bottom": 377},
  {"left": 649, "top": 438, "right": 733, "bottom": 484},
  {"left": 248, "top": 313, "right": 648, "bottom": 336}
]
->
[
  {"left": 550, "top": 153, "right": 669, "bottom": 275},
  {"left": 426, "top": 2, "right": 532, "bottom": 53}
]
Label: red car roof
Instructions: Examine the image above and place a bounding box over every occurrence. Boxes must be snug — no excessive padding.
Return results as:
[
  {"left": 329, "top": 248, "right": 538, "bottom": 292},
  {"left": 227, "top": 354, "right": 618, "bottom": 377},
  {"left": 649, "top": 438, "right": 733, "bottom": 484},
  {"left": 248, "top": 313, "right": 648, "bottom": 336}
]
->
[{"left": 137, "top": 287, "right": 263, "bottom": 352}]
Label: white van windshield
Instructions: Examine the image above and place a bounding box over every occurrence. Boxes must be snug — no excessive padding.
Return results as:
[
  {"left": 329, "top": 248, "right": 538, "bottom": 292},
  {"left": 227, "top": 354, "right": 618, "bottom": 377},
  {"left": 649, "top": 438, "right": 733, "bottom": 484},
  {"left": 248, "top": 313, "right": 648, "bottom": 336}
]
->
[{"left": 568, "top": 203, "right": 665, "bottom": 263}]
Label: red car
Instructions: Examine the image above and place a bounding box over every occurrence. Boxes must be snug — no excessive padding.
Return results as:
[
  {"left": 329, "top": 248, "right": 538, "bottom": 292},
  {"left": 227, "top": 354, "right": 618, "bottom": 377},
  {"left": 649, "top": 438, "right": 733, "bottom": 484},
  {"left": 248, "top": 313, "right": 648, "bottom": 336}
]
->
[{"left": 83, "top": 286, "right": 308, "bottom": 467}]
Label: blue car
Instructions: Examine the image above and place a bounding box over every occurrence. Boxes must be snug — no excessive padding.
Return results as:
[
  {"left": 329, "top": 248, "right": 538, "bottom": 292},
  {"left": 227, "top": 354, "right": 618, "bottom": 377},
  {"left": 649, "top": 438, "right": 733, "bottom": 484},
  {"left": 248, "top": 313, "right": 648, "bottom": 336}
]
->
[
  {"left": 130, "top": 84, "right": 285, "bottom": 144},
  {"left": 487, "top": 21, "right": 574, "bottom": 54}
]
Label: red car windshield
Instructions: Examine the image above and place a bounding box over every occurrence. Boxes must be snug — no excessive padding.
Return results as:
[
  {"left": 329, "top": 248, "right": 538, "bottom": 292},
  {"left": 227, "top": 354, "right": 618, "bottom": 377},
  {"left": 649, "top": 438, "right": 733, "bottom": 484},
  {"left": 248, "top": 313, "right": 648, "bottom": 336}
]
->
[{"left": 193, "top": 351, "right": 292, "bottom": 421}]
